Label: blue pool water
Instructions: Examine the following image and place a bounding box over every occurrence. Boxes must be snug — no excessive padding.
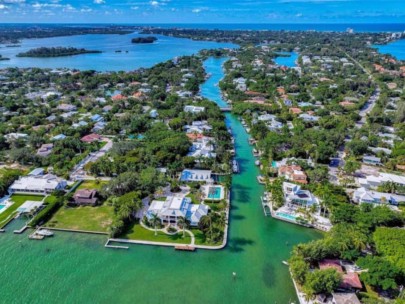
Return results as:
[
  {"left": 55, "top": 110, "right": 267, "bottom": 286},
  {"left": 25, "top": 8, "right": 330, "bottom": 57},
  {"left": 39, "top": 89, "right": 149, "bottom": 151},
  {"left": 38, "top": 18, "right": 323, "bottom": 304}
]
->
[
  {"left": 0, "top": 205, "right": 5, "bottom": 210},
  {"left": 207, "top": 187, "right": 222, "bottom": 199},
  {"left": 276, "top": 212, "right": 297, "bottom": 221}
]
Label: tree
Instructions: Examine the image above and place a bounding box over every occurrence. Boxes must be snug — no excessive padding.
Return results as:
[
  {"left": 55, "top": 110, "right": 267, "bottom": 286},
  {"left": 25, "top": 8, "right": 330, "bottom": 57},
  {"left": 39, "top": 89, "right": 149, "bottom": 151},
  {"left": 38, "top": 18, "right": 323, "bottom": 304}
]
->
[
  {"left": 303, "top": 269, "right": 341, "bottom": 297},
  {"left": 177, "top": 216, "right": 189, "bottom": 238},
  {"left": 150, "top": 213, "right": 160, "bottom": 236},
  {"left": 289, "top": 256, "right": 309, "bottom": 285},
  {"left": 357, "top": 256, "right": 402, "bottom": 291},
  {"left": 343, "top": 157, "right": 361, "bottom": 175}
]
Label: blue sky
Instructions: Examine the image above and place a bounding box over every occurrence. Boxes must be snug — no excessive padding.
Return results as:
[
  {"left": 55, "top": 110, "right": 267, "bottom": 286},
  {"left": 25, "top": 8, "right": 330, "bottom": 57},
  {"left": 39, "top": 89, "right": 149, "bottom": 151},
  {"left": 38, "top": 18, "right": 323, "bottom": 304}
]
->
[{"left": 0, "top": 0, "right": 404, "bottom": 23}]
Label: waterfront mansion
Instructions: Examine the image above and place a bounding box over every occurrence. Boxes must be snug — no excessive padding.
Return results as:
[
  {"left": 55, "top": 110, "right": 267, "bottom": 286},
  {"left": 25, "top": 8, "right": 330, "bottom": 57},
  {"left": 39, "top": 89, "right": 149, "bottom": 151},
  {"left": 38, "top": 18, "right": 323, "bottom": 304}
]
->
[
  {"left": 146, "top": 196, "right": 209, "bottom": 226},
  {"left": 283, "top": 182, "right": 319, "bottom": 208},
  {"left": 9, "top": 168, "right": 67, "bottom": 195}
]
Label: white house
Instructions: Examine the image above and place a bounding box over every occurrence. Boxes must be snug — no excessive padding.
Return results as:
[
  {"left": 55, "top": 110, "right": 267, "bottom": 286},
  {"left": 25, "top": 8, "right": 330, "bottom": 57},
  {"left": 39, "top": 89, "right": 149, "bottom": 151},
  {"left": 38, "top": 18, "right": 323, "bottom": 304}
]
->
[
  {"left": 146, "top": 196, "right": 209, "bottom": 226},
  {"left": 180, "top": 169, "right": 212, "bottom": 183},
  {"left": 358, "top": 173, "right": 405, "bottom": 189},
  {"left": 188, "top": 137, "right": 216, "bottom": 159},
  {"left": 9, "top": 173, "right": 67, "bottom": 195},
  {"left": 283, "top": 182, "right": 319, "bottom": 208},
  {"left": 184, "top": 121, "right": 212, "bottom": 134},
  {"left": 184, "top": 105, "right": 205, "bottom": 114},
  {"left": 353, "top": 187, "right": 405, "bottom": 206}
]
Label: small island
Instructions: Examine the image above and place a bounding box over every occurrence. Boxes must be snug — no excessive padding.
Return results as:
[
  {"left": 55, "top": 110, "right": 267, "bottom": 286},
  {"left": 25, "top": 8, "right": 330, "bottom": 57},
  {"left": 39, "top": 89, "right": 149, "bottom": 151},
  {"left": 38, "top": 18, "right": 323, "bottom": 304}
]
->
[
  {"left": 16, "top": 47, "right": 102, "bottom": 58},
  {"left": 131, "top": 36, "right": 157, "bottom": 44},
  {"left": 0, "top": 55, "right": 10, "bottom": 61}
]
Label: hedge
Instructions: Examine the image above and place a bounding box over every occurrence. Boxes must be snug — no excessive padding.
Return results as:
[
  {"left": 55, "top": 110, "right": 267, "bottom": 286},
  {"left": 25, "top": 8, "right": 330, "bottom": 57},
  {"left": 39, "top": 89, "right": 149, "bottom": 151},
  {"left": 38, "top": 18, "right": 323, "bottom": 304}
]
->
[{"left": 29, "top": 195, "right": 63, "bottom": 227}]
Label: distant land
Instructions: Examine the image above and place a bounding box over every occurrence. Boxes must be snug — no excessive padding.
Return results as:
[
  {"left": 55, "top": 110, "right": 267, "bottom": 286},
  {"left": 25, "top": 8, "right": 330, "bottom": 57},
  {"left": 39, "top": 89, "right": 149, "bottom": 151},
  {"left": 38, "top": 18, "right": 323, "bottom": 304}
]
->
[
  {"left": 0, "top": 25, "right": 134, "bottom": 44},
  {"left": 0, "top": 54, "right": 10, "bottom": 60},
  {"left": 16, "top": 47, "right": 102, "bottom": 58},
  {"left": 131, "top": 36, "right": 158, "bottom": 44}
]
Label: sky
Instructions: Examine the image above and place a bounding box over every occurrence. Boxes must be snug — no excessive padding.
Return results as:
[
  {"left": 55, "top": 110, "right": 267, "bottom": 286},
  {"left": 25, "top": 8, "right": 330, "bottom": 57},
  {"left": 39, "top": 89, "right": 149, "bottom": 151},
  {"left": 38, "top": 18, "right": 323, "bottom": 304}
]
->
[{"left": 0, "top": 0, "right": 404, "bottom": 24}]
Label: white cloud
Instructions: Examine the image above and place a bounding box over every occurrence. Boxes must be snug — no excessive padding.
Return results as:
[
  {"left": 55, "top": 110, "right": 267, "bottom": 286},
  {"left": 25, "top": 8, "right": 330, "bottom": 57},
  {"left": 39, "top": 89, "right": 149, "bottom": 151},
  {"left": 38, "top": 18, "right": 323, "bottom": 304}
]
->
[
  {"left": 0, "top": 4, "right": 7, "bottom": 9},
  {"left": 150, "top": 1, "right": 159, "bottom": 7},
  {"left": 192, "top": 8, "right": 201, "bottom": 13},
  {"left": 93, "top": 0, "right": 105, "bottom": 4},
  {"left": 130, "top": 6, "right": 139, "bottom": 10}
]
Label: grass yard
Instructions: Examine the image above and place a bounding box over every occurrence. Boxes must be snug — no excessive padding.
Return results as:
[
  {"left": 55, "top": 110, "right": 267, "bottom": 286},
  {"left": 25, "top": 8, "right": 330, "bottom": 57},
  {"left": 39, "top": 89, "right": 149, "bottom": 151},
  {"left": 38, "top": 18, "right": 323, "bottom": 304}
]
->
[
  {"left": 0, "top": 194, "right": 44, "bottom": 227},
  {"left": 46, "top": 204, "right": 114, "bottom": 232},
  {"left": 122, "top": 221, "right": 192, "bottom": 244},
  {"left": 77, "top": 180, "right": 107, "bottom": 191},
  {"left": 190, "top": 228, "right": 222, "bottom": 246}
]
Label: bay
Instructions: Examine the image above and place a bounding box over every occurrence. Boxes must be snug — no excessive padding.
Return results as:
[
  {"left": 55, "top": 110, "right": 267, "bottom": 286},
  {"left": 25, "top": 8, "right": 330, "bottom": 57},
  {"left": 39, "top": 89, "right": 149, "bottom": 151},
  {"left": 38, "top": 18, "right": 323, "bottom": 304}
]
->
[{"left": 0, "top": 32, "right": 236, "bottom": 71}]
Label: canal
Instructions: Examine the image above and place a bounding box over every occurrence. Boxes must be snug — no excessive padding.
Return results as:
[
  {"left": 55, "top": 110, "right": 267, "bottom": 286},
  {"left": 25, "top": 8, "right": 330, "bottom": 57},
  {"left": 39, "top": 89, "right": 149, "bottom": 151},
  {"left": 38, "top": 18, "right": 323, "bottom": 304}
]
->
[{"left": 0, "top": 57, "right": 320, "bottom": 304}]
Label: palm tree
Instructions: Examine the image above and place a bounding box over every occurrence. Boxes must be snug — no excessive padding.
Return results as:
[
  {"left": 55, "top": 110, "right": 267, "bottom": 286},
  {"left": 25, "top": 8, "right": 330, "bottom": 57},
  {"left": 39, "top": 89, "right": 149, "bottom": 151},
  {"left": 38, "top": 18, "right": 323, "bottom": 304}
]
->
[
  {"left": 199, "top": 214, "right": 213, "bottom": 242},
  {"left": 150, "top": 213, "right": 160, "bottom": 236},
  {"left": 177, "top": 216, "right": 188, "bottom": 238}
]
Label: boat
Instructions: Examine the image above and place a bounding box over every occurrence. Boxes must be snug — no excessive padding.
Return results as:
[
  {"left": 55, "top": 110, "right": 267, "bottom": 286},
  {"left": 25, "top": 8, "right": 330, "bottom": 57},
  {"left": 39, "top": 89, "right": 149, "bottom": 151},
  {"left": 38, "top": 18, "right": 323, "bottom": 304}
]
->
[
  {"left": 232, "top": 159, "right": 240, "bottom": 173},
  {"left": 255, "top": 160, "right": 261, "bottom": 166},
  {"left": 36, "top": 229, "right": 54, "bottom": 237},
  {"left": 257, "top": 175, "right": 266, "bottom": 184},
  {"left": 282, "top": 261, "right": 289, "bottom": 266}
]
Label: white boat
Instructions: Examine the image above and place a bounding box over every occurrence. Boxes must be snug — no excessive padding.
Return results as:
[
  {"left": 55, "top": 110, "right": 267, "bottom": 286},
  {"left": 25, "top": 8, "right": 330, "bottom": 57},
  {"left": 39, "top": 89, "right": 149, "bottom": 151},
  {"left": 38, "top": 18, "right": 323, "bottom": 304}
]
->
[
  {"left": 255, "top": 160, "right": 261, "bottom": 166},
  {"left": 232, "top": 160, "right": 239, "bottom": 173},
  {"left": 37, "top": 229, "right": 54, "bottom": 237},
  {"left": 282, "top": 261, "right": 289, "bottom": 266}
]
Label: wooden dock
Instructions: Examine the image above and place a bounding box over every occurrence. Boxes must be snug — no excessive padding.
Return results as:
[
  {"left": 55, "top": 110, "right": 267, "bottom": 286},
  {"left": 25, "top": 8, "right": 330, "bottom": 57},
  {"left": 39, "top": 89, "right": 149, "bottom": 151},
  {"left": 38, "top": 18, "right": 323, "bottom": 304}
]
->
[
  {"left": 175, "top": 245, "right": 196, "bottom": 251},
  {"left": 104, "top": 239, "right": 129, "bottom": 250}
]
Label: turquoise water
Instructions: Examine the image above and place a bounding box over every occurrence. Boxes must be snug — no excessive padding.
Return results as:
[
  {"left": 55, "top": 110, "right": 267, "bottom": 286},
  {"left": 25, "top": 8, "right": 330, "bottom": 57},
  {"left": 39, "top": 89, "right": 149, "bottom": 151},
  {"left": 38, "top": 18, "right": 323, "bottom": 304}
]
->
[
  {"left": 276, "top": 212, "right": 297, "bottom": 221},
  {"left": 0, "top": 56, "right": 320, "bottom": 303},
  {"left": 207, "top": 187, "right": 222, "bottom": 199},
  {"left": 375, "top": 39, "right": 405, "bottom": 60},
  {"left": 274, "top": 52, "right": 298, "bottom": 67},
  {"left": 0, "top": 33, "right": 236, "bottom": 71}
]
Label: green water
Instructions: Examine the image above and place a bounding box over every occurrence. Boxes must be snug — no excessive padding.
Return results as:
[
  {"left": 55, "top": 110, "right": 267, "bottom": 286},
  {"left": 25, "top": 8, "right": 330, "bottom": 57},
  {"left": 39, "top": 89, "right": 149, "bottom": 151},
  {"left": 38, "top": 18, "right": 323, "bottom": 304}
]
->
[{"left": 0, "top": 57, "right": 320, "bottom": 303}]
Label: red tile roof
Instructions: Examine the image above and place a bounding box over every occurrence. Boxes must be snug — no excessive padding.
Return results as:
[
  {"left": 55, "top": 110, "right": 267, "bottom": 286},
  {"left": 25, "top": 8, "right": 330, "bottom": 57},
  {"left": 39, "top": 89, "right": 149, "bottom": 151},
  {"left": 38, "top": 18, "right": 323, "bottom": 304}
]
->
[
  {"left": 319, "top": 259, "right": 344, "bottom": 273},
  {"left": 340, "top": 273, "right": 362, "bottom": 289},
  {"left": 81, "top": 133, "right": 102, "bottom": 143}
]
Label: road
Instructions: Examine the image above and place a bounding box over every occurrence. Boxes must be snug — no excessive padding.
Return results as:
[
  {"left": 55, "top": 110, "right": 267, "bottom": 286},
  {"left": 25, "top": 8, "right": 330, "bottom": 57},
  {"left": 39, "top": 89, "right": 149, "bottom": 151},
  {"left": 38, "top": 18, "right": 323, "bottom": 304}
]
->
[
  {"left": 328, "top": 50, "right": 381, "bottom": 183},
  {"left": 70, "top": 137, "right": 113, "bottom": 181}
]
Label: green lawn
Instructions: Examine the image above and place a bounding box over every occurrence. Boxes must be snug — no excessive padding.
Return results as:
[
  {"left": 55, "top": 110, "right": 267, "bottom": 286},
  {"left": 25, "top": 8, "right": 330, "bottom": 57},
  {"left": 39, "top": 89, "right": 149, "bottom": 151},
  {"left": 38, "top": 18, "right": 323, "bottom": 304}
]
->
[
  {"left": 186, "top": 192, "right": 201, "bottom": 204},
  {"left": 190, "top": 228, "right": 222, "bottom": 246},
  {"left": 122, "top": 221, "right": 192, "bottom": 244},
  {"left": 77, "top": 180, "right": 107, "bottom": 191},
  {"left": 0, "top": 194, "right": 44, "bottom": 227},
  {"left": 46, "top": 204, "right": 114, "bottom": 232}
]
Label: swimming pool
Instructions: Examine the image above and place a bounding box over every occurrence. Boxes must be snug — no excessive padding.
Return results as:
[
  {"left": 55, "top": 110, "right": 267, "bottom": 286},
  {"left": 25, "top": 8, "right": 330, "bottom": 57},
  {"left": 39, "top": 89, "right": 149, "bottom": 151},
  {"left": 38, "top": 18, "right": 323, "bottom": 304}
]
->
[
  {"left": 207, "top": 187, "right": 222, "bottom": 199},
  {"left": 275, "top": 212, "right": 297, "bottom": 221},
  {"left": 0, "top": 205, "right": 5, "bottom": 210}
]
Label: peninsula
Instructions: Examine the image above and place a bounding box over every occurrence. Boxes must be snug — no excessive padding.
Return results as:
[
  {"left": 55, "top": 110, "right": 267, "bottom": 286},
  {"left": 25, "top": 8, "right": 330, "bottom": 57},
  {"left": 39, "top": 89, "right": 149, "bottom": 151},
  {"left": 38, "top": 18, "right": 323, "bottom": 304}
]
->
[{"left": 16, "top": 47, "right": 102, "bottom": 58}]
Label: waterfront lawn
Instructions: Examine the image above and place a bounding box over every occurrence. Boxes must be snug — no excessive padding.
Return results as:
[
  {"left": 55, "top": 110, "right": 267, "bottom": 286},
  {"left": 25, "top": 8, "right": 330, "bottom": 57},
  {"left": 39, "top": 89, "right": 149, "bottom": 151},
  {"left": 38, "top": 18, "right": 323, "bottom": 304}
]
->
[
  {"left": 46, "top": 204, "right": 113, "bottom": 232},
  {"left": 191, "top": 228, "right": 222, "bottom": 246},
  {"left": 122, "top": 221, "right": 192, "bottom": 244},
  {"left": 77, "top": 180, "right": 107, "bottom": 191},
  {"left": 0, "top": 194, "right": 44, "bottom": 227},
  {"left": 205, "top": 200, "right": 227, "bottom": 212}
]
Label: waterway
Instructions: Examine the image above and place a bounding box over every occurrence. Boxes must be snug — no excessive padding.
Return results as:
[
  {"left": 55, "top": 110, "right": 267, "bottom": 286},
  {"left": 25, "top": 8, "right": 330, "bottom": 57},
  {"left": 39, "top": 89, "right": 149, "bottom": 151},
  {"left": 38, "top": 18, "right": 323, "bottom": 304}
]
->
[
  {"left": 0, "top": 33, "right": 235, "bottom": 71},
  {"left": 374, "top": 39, "right": 405, "bottom": 60},
  {"left": 0, "top": 57, "right": 320, "bottom": 303},
  {"left": 274, "top": 51, "right": 298, "bottom": 67}
]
